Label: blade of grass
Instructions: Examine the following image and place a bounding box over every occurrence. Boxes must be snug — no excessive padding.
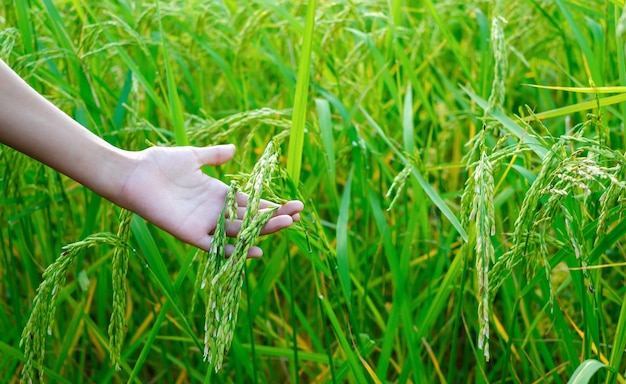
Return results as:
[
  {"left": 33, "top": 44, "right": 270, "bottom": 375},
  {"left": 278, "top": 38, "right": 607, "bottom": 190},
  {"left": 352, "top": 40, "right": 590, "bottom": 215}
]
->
[
  {"left": 615, "top": 2, "right": 626, "bottom": 147},
  {"left": 156, "top": 0, "right": 187, "bottom": 146},
  {"left": 318, "top": 294, "right": 369, "bottom": 383},
  {"left": 111, "top": 70, "right": 133, "bottom": 130},
  {"left": 606, "top": 287, "right": 626, "bottom": 383},
  {"left": 336, "top": 167, "right": 353, "bottom": 304},
  {"left": 286, "top": 0, "right": 316, "bottom": 184},
  {"left": 523, "top": 84, "right": 626, "bottom": 93},
  {"left": 555, "top": 0, "right": 602, "bottom": 85},
  {"left": 0, "top": 340, "right": 72, "bottom": 383},
  {"left": 130, "top": 216, "right": 200, "bottom": 346},
  {"left": 41, "top": 0, "right": 75, "bottom": 54},
  {"left": 568, "top": 359, "right": 607, "bottom": 384},
  {"left": 13, "top": 0, "right": 34, "bottom": 54},
  {"left": 127, "top": 238, "right": 201, "bottom": 381},
  {"left": 240, "top": 344, "right": 330, "bottom": 364},
  {"left": 315, "top": 98, "right": 336, "bottom": 182},
  {"left": 127, "top": 299, "right": 170, "bottom": 383},
  {"left": 367, "top": 192, "right": 400, "bottom": 379},
  {"left": 346, "top": 28, "right": 400, "bottom": 113},
  {"left": 524, "top": 93, "right": 626, "bottom": 121},
  {"left": 518, "top": 217, "right": 626, "bottom": 299},
  {"left": 414, "top": 245, "right": 464, "bottom": 341},
  {"left": 393, "top": 43, "right": 438, "bottom": 124},
  {"left": 78, "top": 5, "right": 169, "bottom": 118},
  {"left": 402, "top": 83, "right": 414, "bottom": 154},
  {"left": 173, "top": 22, "right": 241, "bottom": 101},
  {"left": 53, "top": 289, "right": 90, "bottom": 372}
]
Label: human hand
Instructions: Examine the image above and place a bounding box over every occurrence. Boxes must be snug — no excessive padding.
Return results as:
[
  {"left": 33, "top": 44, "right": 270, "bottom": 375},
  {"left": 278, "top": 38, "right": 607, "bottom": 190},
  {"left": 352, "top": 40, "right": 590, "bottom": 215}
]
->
[{"left": 115, "top": 144, "right": 303, "bottom": 257}]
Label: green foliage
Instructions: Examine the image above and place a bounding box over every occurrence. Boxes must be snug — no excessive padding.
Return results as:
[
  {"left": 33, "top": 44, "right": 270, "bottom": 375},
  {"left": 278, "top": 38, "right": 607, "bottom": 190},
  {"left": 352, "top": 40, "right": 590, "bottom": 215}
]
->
[
  {"left": 4, "top": 0, "right": 626, "bottom": 382},
  {"left": 569, "top": 359, "right": 608, "bottom": 384}
]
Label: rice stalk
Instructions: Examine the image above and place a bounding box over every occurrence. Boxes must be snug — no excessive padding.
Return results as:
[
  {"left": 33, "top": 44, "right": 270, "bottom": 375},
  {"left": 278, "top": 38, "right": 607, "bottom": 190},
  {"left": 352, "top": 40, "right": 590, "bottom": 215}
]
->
[
  {"left": 490, "top": 123, "right": 626, "bottom": 298},
  {"left": 187, "top": 108, "right": 291, "bottom": 143},
  {"left": 460, "top": 129, "right": 496, "bottom": 363},
  {"left": 386, "top": 151, "right": 423, "bottom": 211},
  {"left": 487, "top": 12, "right": 508, "bottom": 113},
  {"left": 200, "top": 141, "right": 280, "bottom": 371},
  {"left": 107, "top": 209, "right": 133, "bottom": 371},
  {"left": 471, "top": 151, "right": 495, "bottom": 361},
  {"left": 20, "top": 233, "right": 130, "bottom": 383},
  {"left": 462, "top": 10, "right": 508, "bottom": 352},
  {"left": 385, "top": 164, "right": 411, "bottom": 212},
  {"left": 597, "top": 174, "right": 626, "bottom": 242},
  {"left": 191, "top": 181, "right": 235, "bottom": 314},
  {"left": 0, "top": 28, "right": 19, "bottom": 62}
]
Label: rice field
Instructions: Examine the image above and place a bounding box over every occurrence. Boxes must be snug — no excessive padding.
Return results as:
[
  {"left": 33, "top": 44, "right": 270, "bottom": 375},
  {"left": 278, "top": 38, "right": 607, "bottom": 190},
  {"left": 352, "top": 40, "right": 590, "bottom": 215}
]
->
[{"left": 2, "top": 0, "right": 626, "bottom": 382}]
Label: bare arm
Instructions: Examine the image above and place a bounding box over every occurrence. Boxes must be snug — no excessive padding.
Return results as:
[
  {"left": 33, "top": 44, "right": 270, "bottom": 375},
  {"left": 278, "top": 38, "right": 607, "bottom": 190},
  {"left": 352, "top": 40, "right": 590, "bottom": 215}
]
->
[
  {"left": 0, "top": 59, "right": 302, "bottom": 256},
  {"left": 0, "top": 59, "right": 132, "bottom": 201}
]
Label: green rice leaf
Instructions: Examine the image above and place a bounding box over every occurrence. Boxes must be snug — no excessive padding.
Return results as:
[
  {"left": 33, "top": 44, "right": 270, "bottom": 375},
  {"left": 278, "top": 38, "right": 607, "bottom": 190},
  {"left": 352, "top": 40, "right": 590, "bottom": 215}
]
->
[
  {"left": 287, "top": 0, "right": 316, "bottom": 184},
  {"left": 402, "top": 83, "right": 414, "bottom": 154},
  {"left": 157, "top": 1, "right": 188, "bottom": 146},
  {"left": 315, "top": 98, "right": 336, "bottom": 181},
  {"left": 336, "top": 167, "right": 353, "bottom": 303},
  {"left": 567, "top": 359, "right": 607, "bottom": 384}
]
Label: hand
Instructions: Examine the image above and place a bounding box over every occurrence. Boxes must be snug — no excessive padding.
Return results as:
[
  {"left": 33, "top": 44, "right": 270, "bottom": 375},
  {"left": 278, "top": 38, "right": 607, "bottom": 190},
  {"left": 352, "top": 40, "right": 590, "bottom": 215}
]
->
[{"left": 115, "top": 144, "right": 303, "bottom": 257}]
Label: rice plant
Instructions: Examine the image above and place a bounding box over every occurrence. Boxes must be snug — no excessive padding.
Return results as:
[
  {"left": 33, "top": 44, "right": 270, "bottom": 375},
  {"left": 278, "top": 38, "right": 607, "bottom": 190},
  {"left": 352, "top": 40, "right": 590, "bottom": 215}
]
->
[
  {"left": 20, "top": 231, "right": 132, "bottom": 383},
  {"left": 4, "top": 0, "right": 626, "bottom": 382},
  {"left": 196, "top": 141, "right": 280, "bottom": 371}
]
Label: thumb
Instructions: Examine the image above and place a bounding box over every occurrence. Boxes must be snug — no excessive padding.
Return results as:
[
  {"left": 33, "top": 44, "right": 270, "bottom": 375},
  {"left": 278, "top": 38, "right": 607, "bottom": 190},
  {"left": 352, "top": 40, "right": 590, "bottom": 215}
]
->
[{"left": 195, "top": 144, "right": 236, "bottom": 166}]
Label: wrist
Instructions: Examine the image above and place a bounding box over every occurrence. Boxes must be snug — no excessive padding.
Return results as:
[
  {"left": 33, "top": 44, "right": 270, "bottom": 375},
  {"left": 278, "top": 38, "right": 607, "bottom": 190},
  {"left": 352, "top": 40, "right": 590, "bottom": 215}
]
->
[
  {"left": 81, "top": 144, "right": 138, "bottom": 209},
  {"left": 104, "top": 148, "right": 140, "bottom": 211}
]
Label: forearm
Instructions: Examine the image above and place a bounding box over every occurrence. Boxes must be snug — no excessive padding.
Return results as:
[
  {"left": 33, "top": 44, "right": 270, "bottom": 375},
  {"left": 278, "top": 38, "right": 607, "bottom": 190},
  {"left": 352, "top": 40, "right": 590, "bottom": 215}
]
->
[{"left": 0, "top": 59, "right": 132, "bottom": 203}]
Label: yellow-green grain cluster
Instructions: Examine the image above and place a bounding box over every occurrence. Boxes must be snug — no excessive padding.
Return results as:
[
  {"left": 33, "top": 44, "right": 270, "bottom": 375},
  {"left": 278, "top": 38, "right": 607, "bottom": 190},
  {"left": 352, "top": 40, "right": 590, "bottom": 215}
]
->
[
  {"left": 386, "top": 163, "right": 412, "bottom": 211},
  {"left": 490, "top": 126, "right": 626, "bottom": 301},
  {"left": 470, "top": 151, "right": 495, "bottom": 361},
  {"left": 108, "top": 209, "right": 133, "bottom": 371},
  {"left": 197, "top": 141, "right": 279, "bottom": 371},
  {"left": 20, "top": 233, "right": 130, "bottom": 383},
  {"left": 487, "top": 13, "right": 508, "bottom": 113}
]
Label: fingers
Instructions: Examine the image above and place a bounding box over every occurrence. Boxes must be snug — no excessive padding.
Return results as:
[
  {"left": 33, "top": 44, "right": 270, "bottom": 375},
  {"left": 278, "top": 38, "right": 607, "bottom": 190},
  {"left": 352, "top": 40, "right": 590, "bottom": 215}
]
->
[
  {"left": 276, "top": 200, "right": 304, "bottom": 221},
  {"left": 234, "top": 191, "right": 287, "bottom": 210},
  {"left": 194, "top": 144, "right": 236, "bottom": 166},
  {"left": 223, "top": 200, "right": 303, "bottom": 236},
  {"left": 226, "top": 200, "right": 304, "bottom": 221},
  {"left": 225, "top": 244, "right": 263, "bottom": 258},
  {"left": 223, "top": 200, "right": 303, "bottom": 237},
  {"left": 225, "top": 214, "right": 295, "bottom": 237}
]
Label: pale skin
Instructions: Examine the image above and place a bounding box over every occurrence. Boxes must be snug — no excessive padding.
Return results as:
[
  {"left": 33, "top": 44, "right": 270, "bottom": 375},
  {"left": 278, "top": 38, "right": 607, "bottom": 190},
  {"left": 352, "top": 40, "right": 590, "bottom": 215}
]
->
[{"left": 0, "top": 59, "right": 303, "bottom": 257}]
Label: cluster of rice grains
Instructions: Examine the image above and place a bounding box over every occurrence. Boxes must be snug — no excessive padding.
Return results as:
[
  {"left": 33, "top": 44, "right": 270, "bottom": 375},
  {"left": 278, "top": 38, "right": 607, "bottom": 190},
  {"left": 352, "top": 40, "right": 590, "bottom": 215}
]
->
[
  {"left": 463, "top": 117, "right": 626, "bottom": 364},
  {"left": 20, "top": 210, "right": 132, "bottom": 383},
  {"left": 490, "top": 130, "right": 626, "bottom": 292},
  {"left": 192, "top": 140, "right": 280, "bottom": 371},
  {"left": 458, "top": 0, "right": 508, "bottom": 362},
  {"left": 461, "top": 148, "right": 495, "bottom": 361}
]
